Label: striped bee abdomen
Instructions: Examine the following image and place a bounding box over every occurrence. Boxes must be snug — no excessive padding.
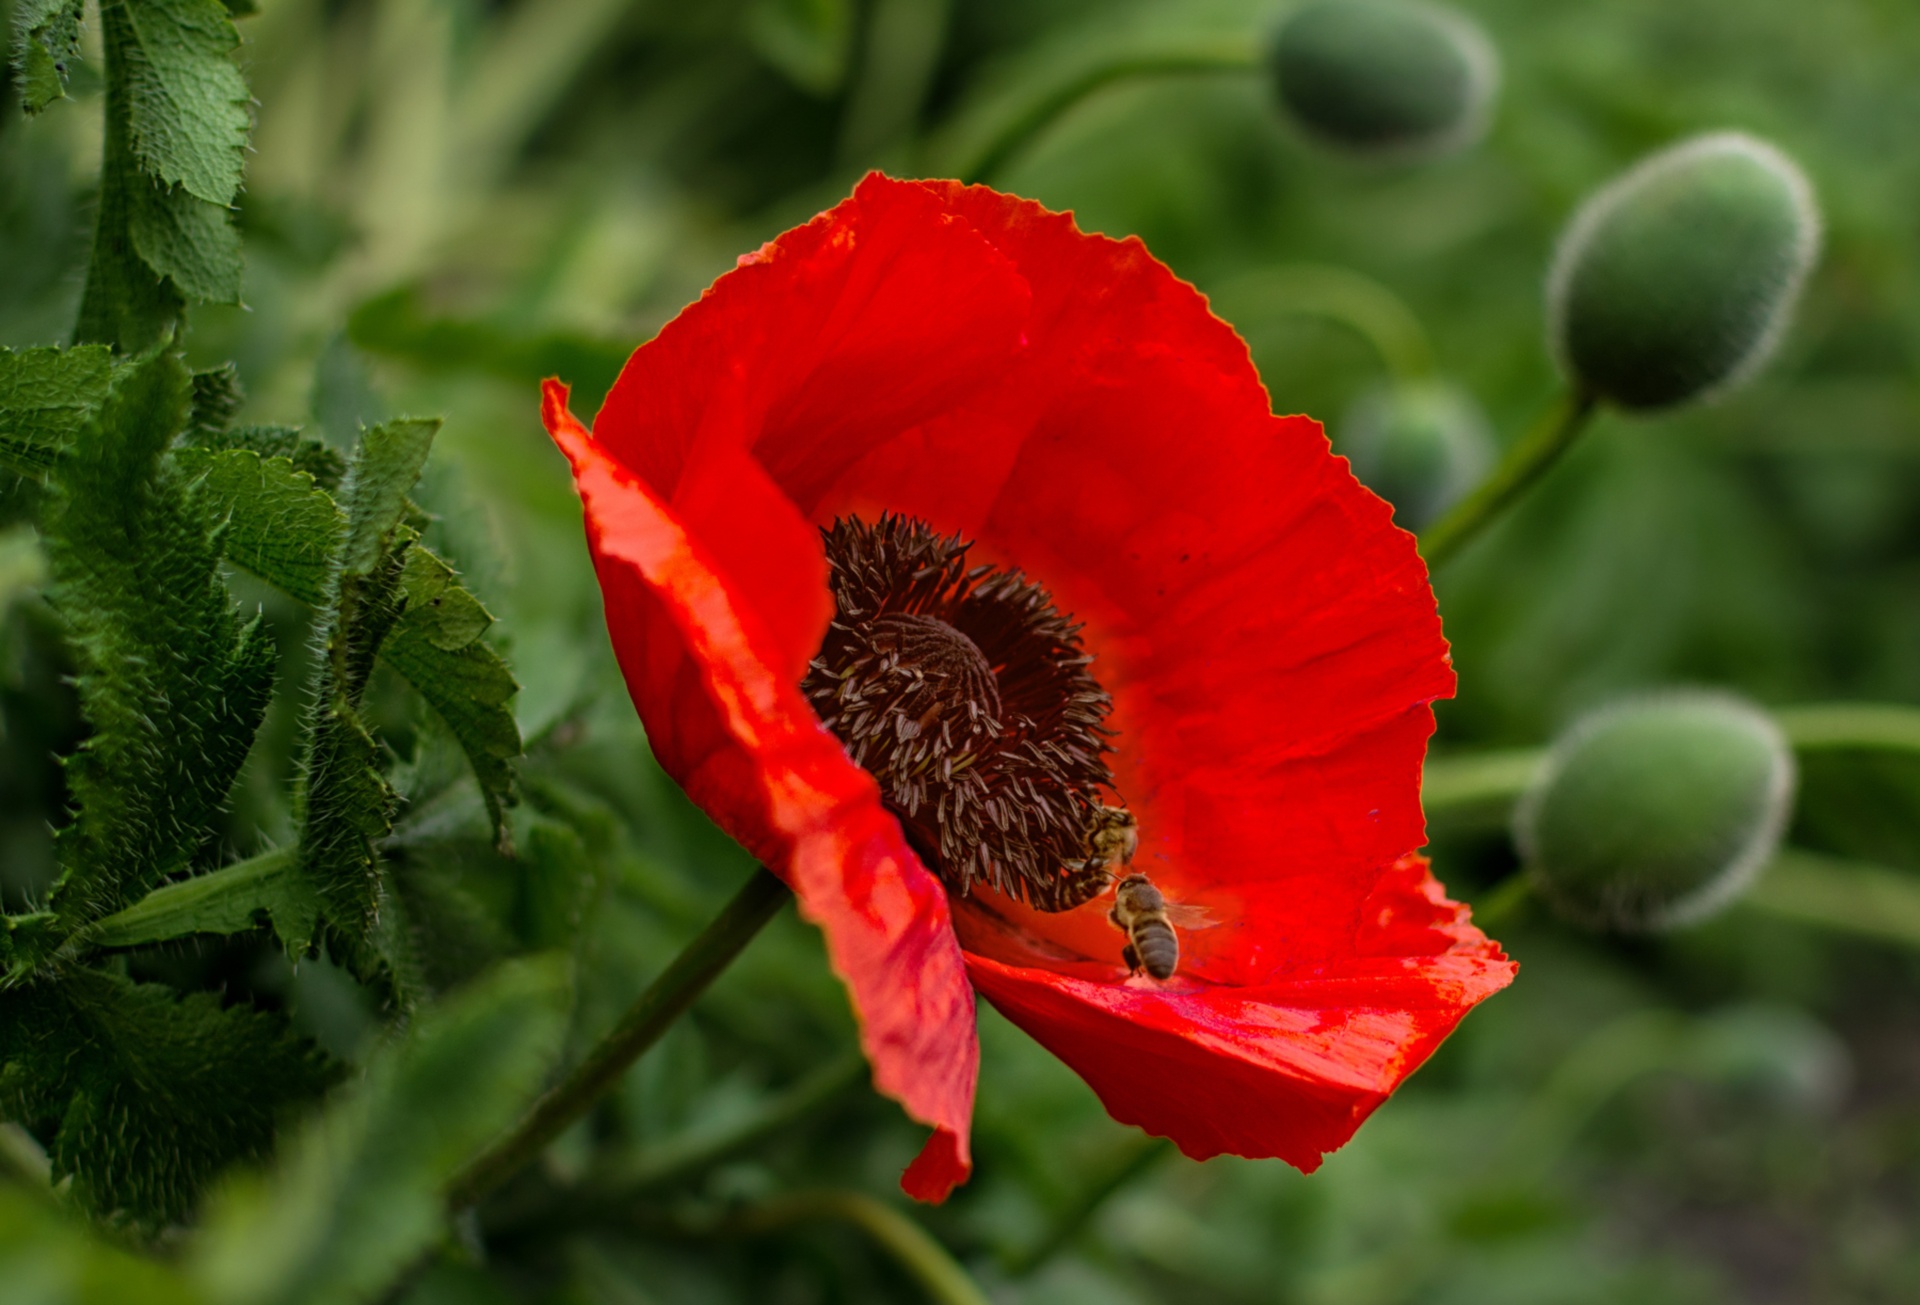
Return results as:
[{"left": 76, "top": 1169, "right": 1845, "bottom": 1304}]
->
[{"left": 1132, "top": 917, "right": 1179, "bottom": 979}]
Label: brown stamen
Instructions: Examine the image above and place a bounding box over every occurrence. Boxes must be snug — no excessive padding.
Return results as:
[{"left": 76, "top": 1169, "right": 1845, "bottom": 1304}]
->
[{"left": 803, "top": 514, "right": 1122, "bottom": 911}]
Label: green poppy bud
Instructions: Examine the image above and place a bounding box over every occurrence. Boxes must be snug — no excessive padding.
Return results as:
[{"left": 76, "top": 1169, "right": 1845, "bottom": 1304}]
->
[
  {"left": 1514, "top": 692, "right": 1796, "bottom": 933},
  {"left": 1337, "top": 380, "right": 1494, "bottom": 530},
  {"left": 1268, "top": 0, "right": 1499, "bottom": 160},
  {"left": 1547, "top": 132, "right": 1821, "bottom": 411}
]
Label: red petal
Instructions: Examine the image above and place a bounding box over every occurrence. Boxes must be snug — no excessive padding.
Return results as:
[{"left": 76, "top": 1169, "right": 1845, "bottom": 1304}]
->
[
  {"left": 967, "top": 856, "right": 1514, "bottom": 1168},
  {"left": 543, "top": 382, "right": 977, "bottom": 1190}
]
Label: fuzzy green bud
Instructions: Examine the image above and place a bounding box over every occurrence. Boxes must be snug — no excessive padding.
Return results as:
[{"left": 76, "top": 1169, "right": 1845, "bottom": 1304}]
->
[
  {"left": 1515, "top": 692, "right": 1796, "bottom": 932},
  {"left": 1337, "top": 380, "right": 1494, "bottom": 530},
  {"left": 1547, "top": 132, "right": 1820, "bottom": 410},
  {"left": 1268, "top": 0, "right": 1498, "bottom": 160}
]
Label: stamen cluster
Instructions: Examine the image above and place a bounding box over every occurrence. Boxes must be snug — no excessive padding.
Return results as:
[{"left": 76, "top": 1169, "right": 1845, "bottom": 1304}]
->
[{"left": 802, "top": 515, "right": 1119, "bottom": 911}]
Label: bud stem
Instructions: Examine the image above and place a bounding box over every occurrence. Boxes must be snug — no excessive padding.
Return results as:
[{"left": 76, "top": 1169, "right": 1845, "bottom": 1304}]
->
[
  {"left": 445, "top": 866, "right": 792, "bottom": 1209},
  {"left": 949, "top": 39, "right": 1260, "bottom": 184},
  {"left": 717, "top": 1190, "right": 991, "bottom": 1305},
  {"left": 1417, "top": 388, "right": 1597, "bottom": 569},
  {"left": 1208, "top": 263, "right": 1438, "bottom": 382}
]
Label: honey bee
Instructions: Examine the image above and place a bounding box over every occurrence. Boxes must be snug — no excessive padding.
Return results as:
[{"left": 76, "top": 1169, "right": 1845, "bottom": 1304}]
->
[
  {"left": 1085, "top": 804, "right": 1138, "bottom": 875},
  {"left": 1108, "top": 872, "right": 1215, "bottom": 981}
]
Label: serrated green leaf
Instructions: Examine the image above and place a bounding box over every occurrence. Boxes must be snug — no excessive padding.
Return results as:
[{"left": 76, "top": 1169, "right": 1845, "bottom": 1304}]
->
[
  {"left": 384, "top": 546, "right": 520, "bottom": 836},
  {"left": 75, "top": 7, "right": 185, "bottom": 351},
  {"left": 87, "top": 847, "right": 321, "bottom": 953},
  {"left": 130, "top": 179, "right": 244, "bottom": 303},
  {"left": 0, "top": 970, "right": 332, "bottom": 1227},
  {"left": 187, "top": 362, "right": 244, "bottom": 435},
  {"left": 39, "top": 351, "right": 277, "bottom": 939},
  {"left": 339, "top": 418, "right": 439, "bottom": 576},
  {"left": 0, "top": 345, "right": 112, "bottom": 477},
  {"left": 194, "top": 959, "right": 568, "bottom": 1305},
  {"left": 287, "top": 421, "right": 435, "bottom": 944},
  {"left": 115, "top": 0, "right": 251, "bottom": 206},
  {"left": 178, "top": 446, "right": 347, "bottom": 606},
  {"left": 12, "top": 0, "right": 84, "bottom": 116},
  {"left": 185, "top": 422, "right": 348, "bottom": 491}
]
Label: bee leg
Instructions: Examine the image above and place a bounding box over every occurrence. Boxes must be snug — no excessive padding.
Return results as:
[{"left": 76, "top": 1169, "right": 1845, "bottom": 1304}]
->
[
  {"left": 1121, "top": 942, "right": 1141, "bottom": 974},
  {"left": 1107, "top": 905, "right": 1123, "bottom": 929}
]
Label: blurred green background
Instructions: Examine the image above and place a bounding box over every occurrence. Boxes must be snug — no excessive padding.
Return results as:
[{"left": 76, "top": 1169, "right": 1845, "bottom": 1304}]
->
[{"left": 8, "top": 0, "right": 1920, "bottom": 1301}]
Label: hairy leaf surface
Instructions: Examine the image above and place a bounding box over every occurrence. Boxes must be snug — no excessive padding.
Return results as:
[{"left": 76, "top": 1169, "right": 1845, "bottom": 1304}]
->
[
  {"left": 11, "top": 0, "right": 84, "bottom": 115},
  {"left": 40, "top": 351, "right": 275, "bottom": 937},
  {"left": 0, "top": 970, "right": 331, "bottom": 1227},
  {"left": 0, "top": 346, "right": 111, "bottom": 477},
  {"left": 195, "top": 960, "right": 567, "bottom": 1304}
]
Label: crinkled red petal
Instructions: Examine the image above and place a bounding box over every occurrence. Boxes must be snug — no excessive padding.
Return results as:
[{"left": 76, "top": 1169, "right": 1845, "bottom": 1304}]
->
[
  {"left": 554, "top": 172, "right": 1512, "bottom": 1197},
  {"left": 967, "top": 855, "right": 1512, "bottom": 1167},
  {"left": 543, "top": 383, "right": 977, "bottom": 1198}
]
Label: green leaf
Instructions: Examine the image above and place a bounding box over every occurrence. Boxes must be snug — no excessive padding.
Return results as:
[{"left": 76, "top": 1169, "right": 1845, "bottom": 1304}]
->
[
  {"left": 0, "top": 970, "right": 332, "bottom": 1227},
  {"left": 184, "top": 421, "right": 348, "bottom": 491},
  {"left": 130, "top": 179, "right": 244, "bottom": 303},
  {"left": 0, "top": 1187, "right": 201, "bottom": 1305},
  {"left": 11, "top": 0, "right": 85, "bottom": 116},
  {"left": 116, "top": 0, "right": 251, "bottom": 206},
  {"left": 384, "top": 546, "right": 520, "bottom": 838},
  {"left": 187, "top": 362, "right": 245, "bottom": 435},
  {"left": 75, "top": 0, "right": 250, "bottom": 348},
  {"left": 88, "top": 847, "right": 322, "bottom": 954},
  {"left": 0, "top": 345, "right": 112, "bottom": 477},
  {"left": 38, "top": 350, "right": 277, "bottom": 941},
  {"left": 193, "top": 959, "right": 568, "bottom": 1305},
  {"left": 177, "top": 446, "right": 347, "bottom": 607},
  {"left": 339, "top": 417, "right": 439, "bottom": 576},
  {"left": 289, "top": 419, "right": 438, "bottom": 942}
]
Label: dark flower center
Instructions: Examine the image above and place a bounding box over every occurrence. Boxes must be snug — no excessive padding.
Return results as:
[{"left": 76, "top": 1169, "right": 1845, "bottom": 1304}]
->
[{"left": 802, "top": 514, "right": 1124, "bottom": 911}]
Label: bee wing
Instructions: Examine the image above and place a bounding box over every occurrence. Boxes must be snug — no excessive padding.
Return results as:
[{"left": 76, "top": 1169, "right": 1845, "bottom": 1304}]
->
[{"left": 1164, "top": 903, "right": 1220, "bottom": 930}]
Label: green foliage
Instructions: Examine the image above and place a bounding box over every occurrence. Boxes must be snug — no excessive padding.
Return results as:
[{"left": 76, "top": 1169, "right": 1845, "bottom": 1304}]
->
[
  {"left": 88, "top": 848, "right": 321, "bottom": 953},
  {"left": 0, "top": 345, "right": 111, "bottom": 476},
  {"left": 0, "top": 968, "right": 331, "bottom": 1226},
  {"left": 384, "top": 546, "right": 520, "bottom": 840},
  {"left": 194, "top": 959, "right": 567, "bottom": 1305},
  {"left": 10, "top": 0, "right": 84, "bottom": 115},
  {"left": 0, "top": 1186, "right": 199, "bottom": 1305},
  {"left": 37, "top": 349, "right": 276, "bottom": 940},
  {"left": 289, "top": 421, "right": 430, "bottom": 941},
  {"left": 76, "top": 0, "right": 250, "bottom": 352},
  {"left": 177, "top": 447, "right": 346, "bottom": 607}
]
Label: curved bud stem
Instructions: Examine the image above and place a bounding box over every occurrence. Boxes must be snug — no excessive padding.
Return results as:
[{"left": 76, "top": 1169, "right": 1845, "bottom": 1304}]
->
[
  {"left": 724, "top": 1190, "right": 991, "bottom": 1305},
  {"left": 1208, "top": 263, "right": 1438, "bottom": 383},
  {"left": 1417, "top": 388, "right": 1597, "bottom": 569},
  {"left": 446, "top": 866, "right": 792, "bottom": 1209},
  {"left": 947, "top": 39, "right": 1260, "bottom": 184}
]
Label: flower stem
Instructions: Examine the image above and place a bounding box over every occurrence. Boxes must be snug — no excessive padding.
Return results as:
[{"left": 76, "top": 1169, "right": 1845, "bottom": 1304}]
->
[
  {"left": 1422, "top": 702, "right": 1920, "bottom": 827},
  {"left": 1003, "top": 1134, "right": 1170, "bottom": 1276},
  {"left": 445, "top": 866, "right": 792, "bottom": 1209},
  {"left": 1207, "top": 264, "right": 1438, "bottom": 383},
  {"left": 1417, "top": 389, "right": 1598, "bottom": 570},
  {"left": 724, "top": 1190, "right": 992, "bottom": 1305},
  {"left": 1744, "top": 848, "right": 1920, "bottom": 947},
  {"left": 954, "top": 41, "right": 1260, "bottom": 184}
]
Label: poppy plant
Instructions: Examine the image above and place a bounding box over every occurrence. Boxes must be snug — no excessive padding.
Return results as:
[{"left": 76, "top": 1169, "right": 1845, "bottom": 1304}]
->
[{"left": 541, "top": 173, "right": 1515, "bottom": 1203}]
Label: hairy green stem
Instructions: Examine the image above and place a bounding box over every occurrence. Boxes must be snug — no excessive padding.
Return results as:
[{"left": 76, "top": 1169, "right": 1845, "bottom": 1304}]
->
[
  {"left": 723, "top": 1190, "right": 991, "bottom": 1305},
  {"left": 1418, "top": 389, "right": 1598, "bottom": 570},
  {"left": 446, "top": 867, "right": 792, "bottom": 1208},
  {"left": 955, "top": 42, "right": 1259, "bottom": 183}
]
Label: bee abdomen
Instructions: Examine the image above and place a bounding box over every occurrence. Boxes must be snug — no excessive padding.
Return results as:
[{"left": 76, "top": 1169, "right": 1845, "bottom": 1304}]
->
[{"left": 1133, "top": 919, "right": 1179, "bottom": 979}]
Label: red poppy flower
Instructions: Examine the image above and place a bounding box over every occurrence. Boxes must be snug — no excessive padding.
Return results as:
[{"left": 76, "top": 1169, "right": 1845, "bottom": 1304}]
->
[{"left": 541, "top": 173, "right": 1515, "bottom": 1203}]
